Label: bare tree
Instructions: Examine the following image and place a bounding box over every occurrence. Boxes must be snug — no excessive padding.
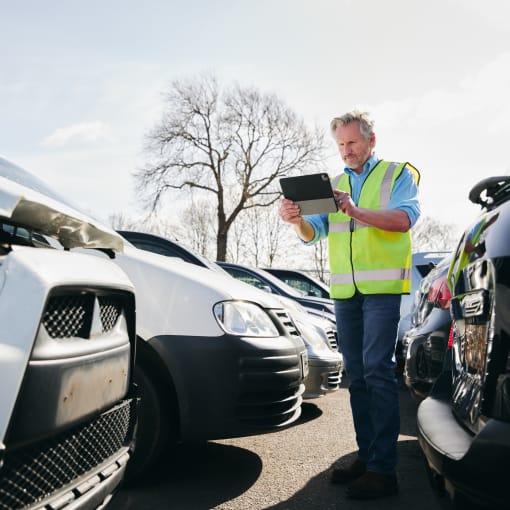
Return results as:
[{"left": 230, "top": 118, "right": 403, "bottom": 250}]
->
[
  {"left": 412, "top": 216, "right": 460, "bottom": 251},
  {"left": 135, "top": 73, "right": 326, "bottom": 261},
  {"left": 177, "top": 197, "right": 216, "bottom": 259},
  {"left": 235, "top": 204, "right": 284, "bottom": 267},
  {"left": 311, "top": 240, "right": 329, "bottom": 281}
]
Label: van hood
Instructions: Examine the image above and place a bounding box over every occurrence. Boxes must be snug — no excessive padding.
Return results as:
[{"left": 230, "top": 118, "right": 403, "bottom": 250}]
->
[
  {"left": 0, "top": 157, "right": 124, "bottom": 251},
  {"left": 119, "top": 244, "right": 288, "bottom": 309}
]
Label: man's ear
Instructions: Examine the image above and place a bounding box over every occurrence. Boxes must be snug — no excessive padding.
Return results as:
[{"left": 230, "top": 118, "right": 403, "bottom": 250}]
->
[{"left": 370, "top": 133, "right": 376, "bottom": 150}]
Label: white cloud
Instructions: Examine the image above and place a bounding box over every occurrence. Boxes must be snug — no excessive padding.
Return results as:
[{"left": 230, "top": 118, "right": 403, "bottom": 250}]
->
[
  {"left": 373, "top": 51, "right": 510, "bottom": 130},
  {"left": 40, "top": 121, "right": 111, "bottom": 148}
]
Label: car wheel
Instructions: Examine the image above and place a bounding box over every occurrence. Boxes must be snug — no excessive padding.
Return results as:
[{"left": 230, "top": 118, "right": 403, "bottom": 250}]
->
[
  {"left": 422, "top": 455, "right": 445, "bottom": 497},
  {"left": 416, "top": 346, "right": 428, "bottom": 379},
  {"left": 124, "top": 364, "right": 172, "bottom": 483}
]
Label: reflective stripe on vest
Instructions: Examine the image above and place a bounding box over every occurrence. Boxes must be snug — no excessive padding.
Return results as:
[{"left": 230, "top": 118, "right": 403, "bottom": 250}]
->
[
  {"left": 330, "top": 267, "right": 411, "bottom": 285},
  {"left": 327, "top": 160, "right": 416, "bottom": 299}
]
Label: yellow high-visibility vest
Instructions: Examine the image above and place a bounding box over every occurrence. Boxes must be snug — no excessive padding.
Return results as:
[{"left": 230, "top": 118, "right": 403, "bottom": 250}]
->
[{"left": 328, "top": 160, "right": 420, "bottom": 299}]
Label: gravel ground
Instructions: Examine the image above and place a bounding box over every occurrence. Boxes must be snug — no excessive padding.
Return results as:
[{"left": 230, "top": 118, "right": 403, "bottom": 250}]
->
[{"left": 108, "top": 377, "right": 452, "bottom": 510}]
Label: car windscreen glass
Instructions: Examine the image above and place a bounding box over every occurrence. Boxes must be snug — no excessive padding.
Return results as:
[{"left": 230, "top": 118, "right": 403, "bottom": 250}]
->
[{"left": 251, "top": 268, "right": 304, "bottom": 297}]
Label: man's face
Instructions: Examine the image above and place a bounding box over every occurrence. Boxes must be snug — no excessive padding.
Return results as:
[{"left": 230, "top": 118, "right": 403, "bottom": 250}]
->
[{"left": 333, "top": 121, "right": 375, "bottom": 173}]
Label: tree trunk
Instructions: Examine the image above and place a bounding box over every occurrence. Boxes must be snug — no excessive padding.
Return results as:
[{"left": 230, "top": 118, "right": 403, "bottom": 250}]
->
[{"left": 217, "top": 230, "right": 228, "bottom": 261}]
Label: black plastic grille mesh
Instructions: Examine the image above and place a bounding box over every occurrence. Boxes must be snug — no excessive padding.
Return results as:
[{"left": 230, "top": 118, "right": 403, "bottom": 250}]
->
[
  {"left": 42, "top": 293, "right": 124, "bottom": 338},
  {"left": 0, "top": 399, "right": 135, "bottom": 510},
  {"left": 42, "top": 294, "right": 94, "bottom": 339},
  {"left": 98, "top": 296, "right": 123, "bottom": 332}
]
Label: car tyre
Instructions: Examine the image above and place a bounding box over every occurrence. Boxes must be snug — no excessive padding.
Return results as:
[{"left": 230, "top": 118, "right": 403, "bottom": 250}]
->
[
  {"left": 416, "top": 346, "right": 428, "bottom": 379},
  {"left": 124, "top": 364, "right": 172, "bottom": 483}
]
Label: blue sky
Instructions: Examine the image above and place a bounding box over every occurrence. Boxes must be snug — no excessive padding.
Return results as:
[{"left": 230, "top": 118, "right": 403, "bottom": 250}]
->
[{"left": 2, "top": 0, "right": 509, "bottom": 229}]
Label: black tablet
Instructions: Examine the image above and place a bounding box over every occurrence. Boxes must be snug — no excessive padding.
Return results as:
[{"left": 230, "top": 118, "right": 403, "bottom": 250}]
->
[{"left": 279, "top": 173, "right": 338, "bottom": 215}]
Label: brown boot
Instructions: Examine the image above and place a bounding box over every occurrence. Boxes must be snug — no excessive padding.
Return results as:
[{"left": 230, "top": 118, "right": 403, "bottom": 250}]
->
[
  {"left": 346, "top": 471, "right": 399, "bottom": 499},
  {"left": 330, "top": 459, "right": 366, "bottom": 484}
]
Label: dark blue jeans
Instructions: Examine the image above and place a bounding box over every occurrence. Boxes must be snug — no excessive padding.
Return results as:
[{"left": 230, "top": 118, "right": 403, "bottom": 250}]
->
[{"left": 334, "top": 292, "right": 401, "bottom": 475}]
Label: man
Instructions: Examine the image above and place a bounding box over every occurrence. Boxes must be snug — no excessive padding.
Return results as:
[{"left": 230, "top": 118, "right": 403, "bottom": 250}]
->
[{"left": 279, "top": 110, "right": 420, "bottom": 500}]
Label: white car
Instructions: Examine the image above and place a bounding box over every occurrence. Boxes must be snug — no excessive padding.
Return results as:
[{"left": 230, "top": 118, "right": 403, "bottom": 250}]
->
[
  {"left": 101, "top": 244, "right": 308, "bottom": 480},
  {"left": 0, "top": 157, "right": 137, "bottom": 510},
  {"left": 277, "top": 296, "right": 343, "bottom": 398},
  {"left": 118, "top": 231, "right": 342, "bottom": 400}
]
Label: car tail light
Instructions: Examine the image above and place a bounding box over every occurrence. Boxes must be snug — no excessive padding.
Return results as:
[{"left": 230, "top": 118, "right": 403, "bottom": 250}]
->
[
  {"left": 448, "top": 323, "right": 454, "bottom": 349},
  {"left": 427, "top": 274, "right": 451, "bottom": 309}
]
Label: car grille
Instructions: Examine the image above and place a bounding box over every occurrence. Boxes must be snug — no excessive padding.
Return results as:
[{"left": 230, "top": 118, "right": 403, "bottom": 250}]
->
[
  {"left": 275, "top": 310, "right": 300, "bottom": 338},
  {"left": 326, "top": 370, "right": 342, "bottom": 389},
  {"left": 236, "top": 385, "right": 304, "bottom": 427},
  {"left": 42, "top": 292, "right": 124, "bottom": 338},
  {"left": 325, "top": 328, "right": 338, "bottom": 351},
  {"left": 98, "top": 295, "right": 124, "bottom": 332},
  {"left": 0, "top": 399, "right": 136, "bottom": 510},
  {"left": 235, "top": 308, "right": 304, "bottom": 428}
]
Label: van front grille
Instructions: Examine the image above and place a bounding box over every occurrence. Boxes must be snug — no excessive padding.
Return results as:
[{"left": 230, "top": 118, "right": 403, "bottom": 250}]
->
[
  {"left": 98, "top": 295, "right": 123, "bottom": 332},
  {"left": 0, "top": 399, "right": 136, "bottom": 510},
  {"left": 42, "top": 292, "right": 125, "bottom": 339},
  {"left": 42, "top": 294, "right": 94, "bottom": 338}
]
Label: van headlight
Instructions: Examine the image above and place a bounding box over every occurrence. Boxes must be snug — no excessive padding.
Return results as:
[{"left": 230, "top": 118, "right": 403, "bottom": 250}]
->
[{"left": 213, "top": 301, "right": 279, "bottom": 337}]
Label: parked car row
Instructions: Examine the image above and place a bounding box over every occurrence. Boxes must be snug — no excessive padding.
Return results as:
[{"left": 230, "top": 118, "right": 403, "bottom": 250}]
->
[
  {"left": 5, "top": 150, "right": 506, "bottom": 509},
  {"left": 119, "top": 230, "right": 343, "bottom": 401},
  {"left": 398, "top": 175, "right": 510, "bottom": 509},
  {"left": 0, "top": 156, "right": 345, "bottom": 509}
]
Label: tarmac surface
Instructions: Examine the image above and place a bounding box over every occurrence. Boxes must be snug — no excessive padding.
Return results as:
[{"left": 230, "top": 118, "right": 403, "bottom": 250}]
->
[{"left": 108, "top": 376, "right": 453, "bottom": 510}]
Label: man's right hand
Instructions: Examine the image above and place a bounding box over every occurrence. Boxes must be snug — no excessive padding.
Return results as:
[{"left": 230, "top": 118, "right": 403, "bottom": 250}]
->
[
  {"left": 279, "top": 198, "right": 302, "bottom": 225},
  {"left": 279, "top": 198, "right": 315, "bottom": 242}
]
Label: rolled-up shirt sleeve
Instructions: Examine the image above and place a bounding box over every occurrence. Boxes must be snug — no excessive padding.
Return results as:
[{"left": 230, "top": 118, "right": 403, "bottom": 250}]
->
[
  {"left": 301, "top": 213, "right": 329, "bottom": 245},
  {"left": 389, "top": 169, "right": 421, "bottom": 228}
]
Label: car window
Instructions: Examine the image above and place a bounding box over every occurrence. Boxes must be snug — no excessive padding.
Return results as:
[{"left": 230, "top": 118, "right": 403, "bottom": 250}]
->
[
  {"left": 415, "top": 263, "right": 437, "bottom": 278},
  {"left": 130, "top": 239, "right": 186, "bottom": 260},
  {"left": 280, "top": 276, "right": 326, "bottom": 298},
  {"left": 223, "top": 267, "right": 273, "bottom": 291}
]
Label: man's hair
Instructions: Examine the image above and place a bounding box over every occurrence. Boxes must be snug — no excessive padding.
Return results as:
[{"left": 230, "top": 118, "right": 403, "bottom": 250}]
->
[{"left": 330, "top": 110, "right": 375, "bottom": 139}]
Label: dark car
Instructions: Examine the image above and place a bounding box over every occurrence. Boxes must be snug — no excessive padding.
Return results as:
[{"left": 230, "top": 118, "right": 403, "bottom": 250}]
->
[
  {"left": 396, "top": 251, "right": 451, "bottom": 372},
  {"left": 417, "top": 175, "right": 510, "bottom": 509},
  {"left": 263, "top": 267, "right": 331, "bottom": 299},
  {"left": 403, "top": 254, "right": 452, "bottom": 400},
  {"left": 217, "top": 261, "right": 337, "bottom": 326}
]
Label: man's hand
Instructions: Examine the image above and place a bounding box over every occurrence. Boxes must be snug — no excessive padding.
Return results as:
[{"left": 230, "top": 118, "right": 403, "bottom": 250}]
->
[
  {"left": 333, "top": 190, "right": 410, "bottom": 232},
  {"left": 279, "top": 198, "right": 315, "bottom": 242},
  {"left": 334, "top": 190, "right": 354, "bottom": 215},
  {"left": 279, "top": 198, "right": 302, "bottom": 225}
]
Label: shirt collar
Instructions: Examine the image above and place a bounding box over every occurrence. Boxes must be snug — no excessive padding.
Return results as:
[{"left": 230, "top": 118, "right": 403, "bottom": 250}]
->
[{"left": 344, "top": 154, "right": 380, "bottom": 178}]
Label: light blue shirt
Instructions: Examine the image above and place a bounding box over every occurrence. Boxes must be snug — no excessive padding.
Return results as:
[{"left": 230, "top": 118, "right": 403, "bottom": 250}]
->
[{"left": 303, "top": 155, "right": 421, "bottom": 244}]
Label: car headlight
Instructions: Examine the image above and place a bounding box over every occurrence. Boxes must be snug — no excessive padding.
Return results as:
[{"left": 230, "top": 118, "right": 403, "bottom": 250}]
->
[{"left": 213, "top": 301, "right": 279, "bottom": 337}]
